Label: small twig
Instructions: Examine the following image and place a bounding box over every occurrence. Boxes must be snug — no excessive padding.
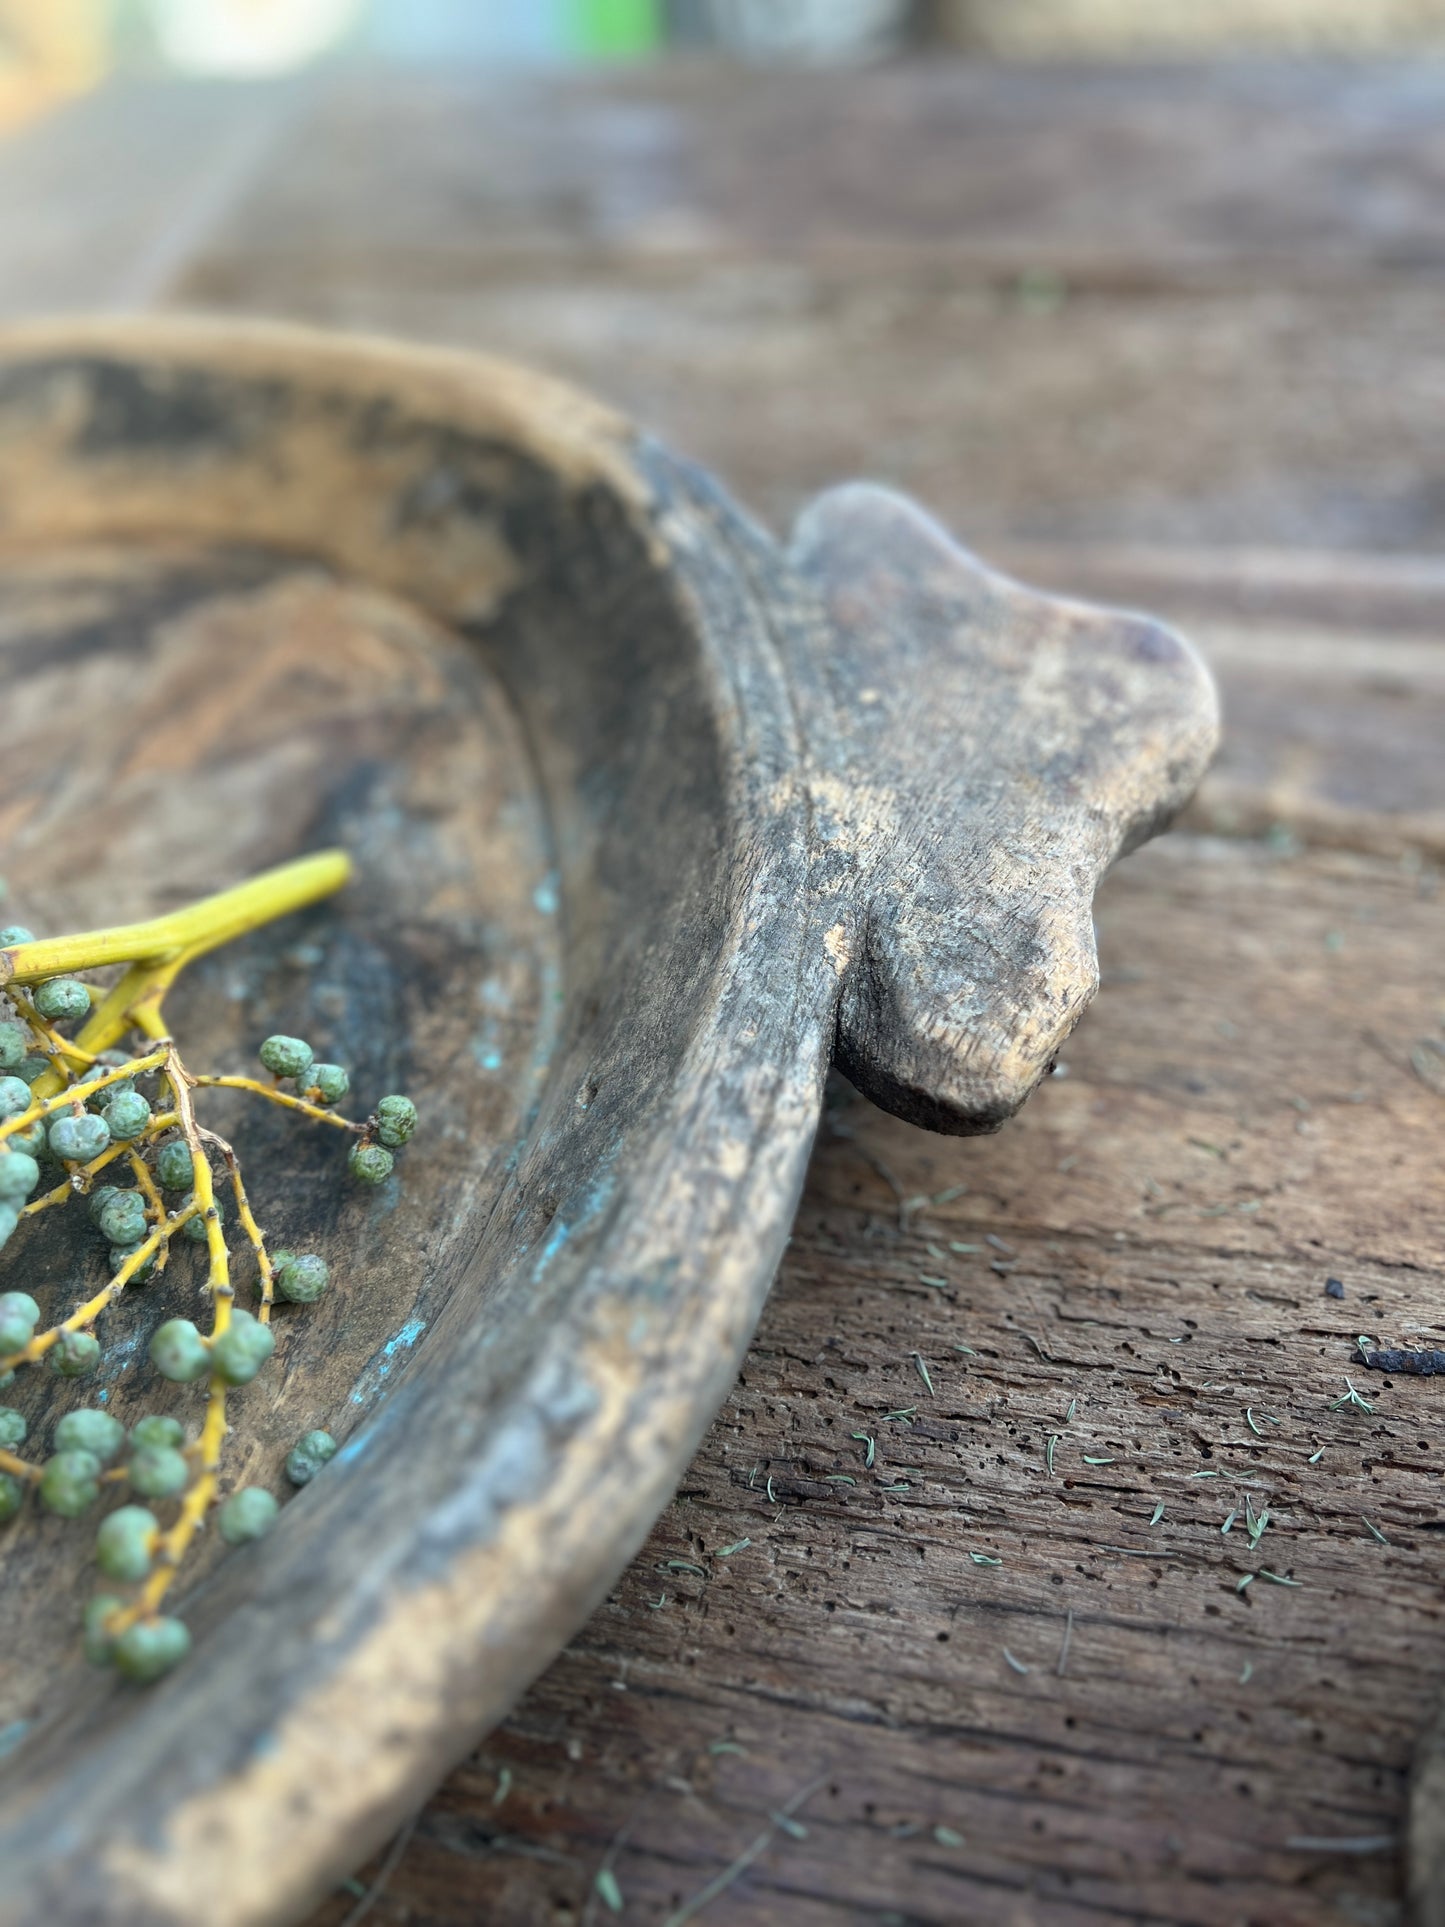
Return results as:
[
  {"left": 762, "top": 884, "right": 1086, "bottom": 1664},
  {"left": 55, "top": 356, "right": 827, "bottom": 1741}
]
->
[
  {"left": 662, "top": 1776, "right": 826, "bottom": 1926},
  {"left": 581, "top": 1820, "right": 635, "bottom": 1927},
  {"left": 1283, "top": 1834, "right": 1395, "bottom": 1855},
  {"left": 338, "top": 1809, "right": 423, "bottom": 1927},
  {"left": 1056, "top": 1609, "right": 1073, "bottom": 1677}
]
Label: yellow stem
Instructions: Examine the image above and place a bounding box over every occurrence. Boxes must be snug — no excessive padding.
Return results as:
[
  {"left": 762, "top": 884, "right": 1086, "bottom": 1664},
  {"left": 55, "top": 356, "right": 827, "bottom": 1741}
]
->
[
  {"left": 0, "top": 852, "right": 352, "bottom": 986},
  {"left": 0, "top": 1198, "right": 198, "bottom": 1372},
  {"left": 7, "top": 989, "right": 90, "bottom": 1073},
  {"left": 112, "top": 1051, "right": 234, "bottom": 1631},
  {"left": 0, "top": 1447, "right": 40, "bottom": 1483},
  {"left": 222, "top": 1152, "right": 274, "bottom": 1323},
  {"left": 190, "top": 1075, "right": 361, "bottom": 1132},
  {"left": 0, "top": 1048, "right": 167, "bottom": 1144},
  {"left": 123, "top": 1373, "right": 227, "bottom": 1627},
  {"left": 8, "top": 852, "right": 351, "bottom": 1103},
  {"left": 166, "top": 1054, "right": 230, "bottom": 1318},
  {"left": 127, "top": 1147, "right": 170, "bottom": 1279},
  {"left": 20, "top": 1112, "right": 179, "bottom": 1218}
]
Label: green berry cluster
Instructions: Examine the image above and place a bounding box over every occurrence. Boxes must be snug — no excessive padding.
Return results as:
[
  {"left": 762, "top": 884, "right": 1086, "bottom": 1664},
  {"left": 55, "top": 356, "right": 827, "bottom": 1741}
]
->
[
  {"left": 0, "top": 903, "right": 420, "bottom": 1687},
  {"left": 257, "top": 1033, "right": 415, "bottom": 1191}
]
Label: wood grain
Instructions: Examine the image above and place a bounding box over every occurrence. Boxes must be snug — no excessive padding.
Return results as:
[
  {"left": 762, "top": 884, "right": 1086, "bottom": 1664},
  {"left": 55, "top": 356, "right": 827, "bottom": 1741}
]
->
[
  {"left": 306, "top": 809, "right": 1445, "bottom": 1927},
  {"left": 2, "top": 56, "right": 1442, "bottom": 1927},
  {"left": 0, "top": 323, "right": 1210, "bottom": 1925},
  {"left": 164, "top": 64, "right": 1445, "bottom": 556},
  {"left": 788, "top": 485, "right": 1216, "bottom": 1132},
  {"left": 0, "top": 531, "right": 560, "bottom": 1716}
]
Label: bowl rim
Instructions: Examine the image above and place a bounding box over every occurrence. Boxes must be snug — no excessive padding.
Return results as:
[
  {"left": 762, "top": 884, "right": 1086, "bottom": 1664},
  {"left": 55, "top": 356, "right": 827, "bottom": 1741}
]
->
[{"left": 0, "top": 317, "right": 837, "bottom": 1925}]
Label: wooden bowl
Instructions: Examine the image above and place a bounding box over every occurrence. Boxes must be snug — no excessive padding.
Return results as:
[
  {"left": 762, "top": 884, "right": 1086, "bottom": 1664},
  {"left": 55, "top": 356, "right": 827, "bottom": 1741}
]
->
[{"left": 0, "top": 318, "right": 1218, "bottom": 1925}]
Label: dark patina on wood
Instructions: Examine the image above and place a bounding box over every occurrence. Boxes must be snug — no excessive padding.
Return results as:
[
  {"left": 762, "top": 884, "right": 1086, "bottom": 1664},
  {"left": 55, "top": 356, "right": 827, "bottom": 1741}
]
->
[{"left": 0, "top": 319, "right": 1215, "bottom": 1926}]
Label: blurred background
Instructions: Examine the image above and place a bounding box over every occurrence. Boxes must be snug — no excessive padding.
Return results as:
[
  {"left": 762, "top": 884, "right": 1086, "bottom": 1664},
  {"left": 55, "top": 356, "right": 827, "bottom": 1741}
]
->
[
  {"left": 4, "top": 0, "right": 1445, "bottom": 819},
  {"left": 6, "top": 0, "right": 1445, "bottom": 116},
  {"left": 5, "top": 8, "right": 1445, "bottom": 1923},
  {"left": 5, "top": 0, "right": 1445, "bottom": 566}
]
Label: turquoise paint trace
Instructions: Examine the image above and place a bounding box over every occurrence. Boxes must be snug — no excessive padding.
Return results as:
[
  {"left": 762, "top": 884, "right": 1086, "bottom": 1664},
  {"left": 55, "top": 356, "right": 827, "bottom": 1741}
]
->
[
  {"left": 0, "top": 1720, "right": 31, "bottom": 1760},
  {"left": 349, "top": 1315, "right": 428, "bottom": 1406},
  {"left": 538, "top": 1218, "right": 570, "bottom": 1267}
]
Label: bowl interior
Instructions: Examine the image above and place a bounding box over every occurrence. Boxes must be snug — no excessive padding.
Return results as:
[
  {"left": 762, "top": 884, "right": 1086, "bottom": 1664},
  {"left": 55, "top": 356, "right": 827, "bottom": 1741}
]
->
[
  {"left": 0, "top": 324, "right": 823, "bottom": 1923},
  {"left": 0, "top": 530, "right": 560, "bottom": 1720}
]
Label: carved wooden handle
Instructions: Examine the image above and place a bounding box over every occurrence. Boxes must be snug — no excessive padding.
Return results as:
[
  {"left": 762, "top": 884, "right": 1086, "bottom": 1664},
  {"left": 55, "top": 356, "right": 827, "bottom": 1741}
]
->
[{"left": 787, "top": 484, "right": 1220, "bottom": 1136}]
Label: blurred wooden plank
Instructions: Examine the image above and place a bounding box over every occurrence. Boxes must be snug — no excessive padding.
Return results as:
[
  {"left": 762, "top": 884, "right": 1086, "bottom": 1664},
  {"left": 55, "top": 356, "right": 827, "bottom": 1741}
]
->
[
  {"left": 0, "top": 80, "right": 300, "bottom": 317},
  {"left": 176, "top": 60, "right": 1445, "bottom": 281},
  {"left": 172, "top": 256, "right": 1445, "bottom": 555},
  {"left": 161, "top": 66, "right": 1445, "bottom": 554},
  {"left": 8, "top": 67, "right": 1445, "bottom": 548}
]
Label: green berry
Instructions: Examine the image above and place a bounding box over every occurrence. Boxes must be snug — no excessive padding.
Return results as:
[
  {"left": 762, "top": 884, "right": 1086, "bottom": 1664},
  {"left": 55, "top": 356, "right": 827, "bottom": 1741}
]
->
[
  {"left": 0, "top": 1075, "right": 32, "bottom": 1119},
  {"left": 179, "top": 1190, "right": 223, "bottom": 1244},
  {"left": 48, "top": 1112, "right": 110, "bottom": 1163},
  {"left": 8, "top": 1118, "right": 44, "bottom": 1157},
  {"left": 0, "top": 1292, "right": 39, "bottom": 1353},
  {"left": 88, "top": 1184, "right": 123, "bottom": 1224},
  {"left": 308, "top": 1062, "right": 349, "bottom": 1105},
  {"left": 33, "top": 978, "right": 91, "bottom": 1025},
  {"left": 15, "top": 1055, "right": 48, "bottom": 1088},
  {"left": 209, "top": 1311, "right": 274, "bottom": 1387},
  {"left": 84, "top": 1593, "right": 124, "bottom": 1665},
  {"left": 54, "top": 1408, "right": 126, "bottom": 1462},
  {"left": 149, "top": 1317, "right": 209, "bottom": 1383},
  {"left": 102, "top": 1090, "right": 151, "bottom": 1141},
  {"left": 375, "top": 1095, "right": 417, "bottom": 1149},
  {"left": 0, "top": 1022, "right": 26, "bottom": 1070},
  {"left": 130, "top": 1413, "right": 184, "bottom": 1451},
  {"left": 0, "top": 925, "right": 35, "bottom": 947},
  {"left": 0, "top": 1204, "right": 17, "bottom": 1252},
  {"left": 0, "top": 1405, "right": 26, "bottom": 1450},
  {"left": 348, "top": 1141, "right": 394, "bottom": 1186},
  {"left": 109, "top": 1241, "right": 157, "bottom": 1282},
  {"left": 88, "top": 1079, "right": 134, "bottom": 1115},
  {"left": 128, "top": 1444, "right": 188, "bottom": 1499},
  {"left": 97, "top": 1190, "right": 147, "bottom": 1245},
  {"left": 154, "top": 1141, "right": 194, "bottom": 1191},
  {"left": 258, "top": 1035, "right": 314, "bottom": 1081},
  {"left": 113, "top": 1615, "right": 190, "bottom": 1681},
  {"left": 285, "top": 1428, "right": 337, "bottom": 1486},
  {"left": 50, "top": 1330, "right": 100, "bottom": 1377},
  {"left": 96, "top": 1505, "right": 158, "bottom": 1581},
  {"left": 0, "top": 1150, "right": 40, "bottom": 1202},
  {"left": 217, "top": 1487, "right": 279, "bottom": 1545},
  {"left": 274, "top": 1252, "right": 328, "bottom": 1305},
  {"left": 39, "top": 1448, "right": 101, "bottom": 1516},
  {"left": 0, "top": 1471, "right": 23, "bottom": 1523}
]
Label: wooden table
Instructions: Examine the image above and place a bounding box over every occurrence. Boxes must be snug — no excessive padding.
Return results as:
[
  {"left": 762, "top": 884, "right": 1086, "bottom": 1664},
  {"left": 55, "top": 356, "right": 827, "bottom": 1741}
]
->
[{"left": 4, "top": 57, "right": 1444, "bottom": 1926}]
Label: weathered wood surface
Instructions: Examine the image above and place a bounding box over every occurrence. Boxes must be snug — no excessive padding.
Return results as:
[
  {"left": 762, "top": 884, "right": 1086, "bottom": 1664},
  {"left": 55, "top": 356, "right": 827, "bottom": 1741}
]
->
[
  {"left": 0, "top": 533, "right": 558, "bottom": 1722},
  {"left": 306, "top": 574, "right": 1445, "bottom": 1927},
  {"left": 0, "top": 321, "right": 1213, "bottom": 1927},
  {"left": 786, "top": 485, "right": 1216, "bottom": 1134},
  {"left": 2, "top": 56, "right": 1443, "bottom": 1927}
]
